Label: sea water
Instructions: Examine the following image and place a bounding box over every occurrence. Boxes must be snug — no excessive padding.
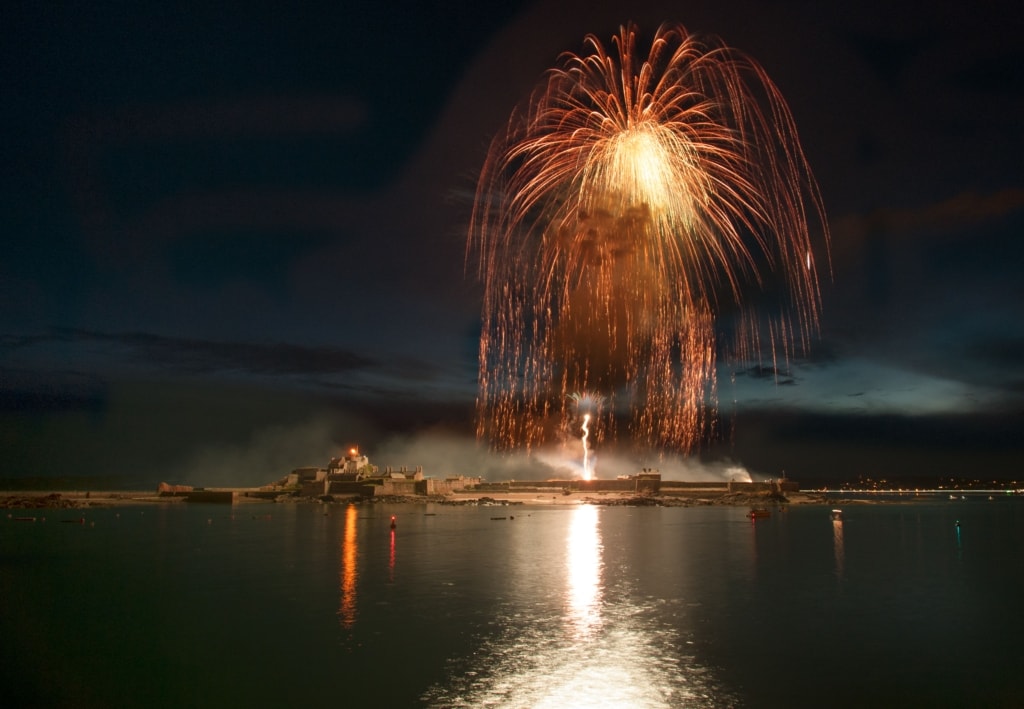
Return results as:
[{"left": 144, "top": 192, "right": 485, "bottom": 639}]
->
[{"left": 2, "top": 497, "right": 1022, "bottom": 707}]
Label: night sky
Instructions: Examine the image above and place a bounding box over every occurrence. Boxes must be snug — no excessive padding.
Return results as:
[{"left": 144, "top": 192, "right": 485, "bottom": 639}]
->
[{"left": 3, "top": 0, "right": 1022, "bottom": 487}]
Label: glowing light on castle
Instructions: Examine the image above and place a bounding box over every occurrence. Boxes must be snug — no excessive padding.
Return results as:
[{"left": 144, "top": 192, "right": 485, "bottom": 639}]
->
[{"left": 469, "top": 22, "right": 829, "bottom": 455}]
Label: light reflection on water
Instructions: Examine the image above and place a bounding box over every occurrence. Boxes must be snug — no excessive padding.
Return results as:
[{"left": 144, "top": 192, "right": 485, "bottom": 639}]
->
[
  {"left": 338, "top": 504, "right": 358, "bottom": 628},
  {"left": 833, "top": 518, "right": 845, "bottom": 579},
  {"left": 423, "top": 505, "right": 735, "bottom": 708},
  {"left": 566, "top": 504, "right": 602, "bottom": 638},
  {"left": 389, "top": 527, "right": 396, "bottom": 582}
]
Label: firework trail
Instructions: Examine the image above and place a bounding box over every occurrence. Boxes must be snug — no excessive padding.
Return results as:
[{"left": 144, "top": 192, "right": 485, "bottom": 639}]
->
[
  {"left": 570, "top": 391, "right": 602, "bottom": 477},
  {"left": 469, "top": 22, "right": 829, "bottom": 455},
  {"left": 581, "top": 414, "right": 593, "bottom": 480}
]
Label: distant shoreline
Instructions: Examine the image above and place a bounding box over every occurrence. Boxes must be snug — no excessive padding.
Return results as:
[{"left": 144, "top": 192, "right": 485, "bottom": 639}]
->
[
  {"left": 0, "top": 488, "right": 976, "bottom": 510},
  {"left": 1, "top": 490, "right": 176, "bottom": 510}
]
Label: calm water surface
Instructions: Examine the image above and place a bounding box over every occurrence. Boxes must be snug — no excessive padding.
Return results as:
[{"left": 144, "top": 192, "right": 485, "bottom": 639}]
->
[{"left": 2, "top": 498, "right": 1022, "bottom": 707}]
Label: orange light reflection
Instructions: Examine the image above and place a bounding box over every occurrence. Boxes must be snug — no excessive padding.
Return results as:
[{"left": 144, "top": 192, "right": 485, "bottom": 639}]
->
[
  {"left": 338, "top": 504, "right": 358, "bottom": 628},
  {"left": 833, "top": 519, "right": 845, "bottom": 579},
  {"left": 389, "top": 528, "right": 396, "bottom": 582}
]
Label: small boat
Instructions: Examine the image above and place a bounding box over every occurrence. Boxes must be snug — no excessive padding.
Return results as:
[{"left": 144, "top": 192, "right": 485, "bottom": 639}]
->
[
  {"left": 746, "top": 508, "right": 770, "bottom": 520},
  {"left": 831, "top": 509, "right": 843, "bottom": 521}
]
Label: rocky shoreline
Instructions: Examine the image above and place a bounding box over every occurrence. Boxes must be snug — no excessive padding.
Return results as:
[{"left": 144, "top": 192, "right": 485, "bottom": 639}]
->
[
  {"left": 1, "top": 491, "right": 171, "bottom": 509},
  {"left": 0, "top": 488, "right": 869, "bottom": 510}
]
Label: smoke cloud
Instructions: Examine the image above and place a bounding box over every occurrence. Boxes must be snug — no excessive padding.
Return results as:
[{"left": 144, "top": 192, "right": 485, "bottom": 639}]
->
[
  {"left": 169, "top": 412, "right": 757, "bottom": 488},
  {"left": 372, "top": 428, "right": 755, "bottom": 484},
  {"left": 173, "top": 411, "right": 377, "bottom": 487}
]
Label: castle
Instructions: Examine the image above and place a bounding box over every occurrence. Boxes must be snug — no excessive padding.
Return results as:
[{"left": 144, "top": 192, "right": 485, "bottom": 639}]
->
[{"left": 284, "top": 448, "right": 481, "bottom": 498}]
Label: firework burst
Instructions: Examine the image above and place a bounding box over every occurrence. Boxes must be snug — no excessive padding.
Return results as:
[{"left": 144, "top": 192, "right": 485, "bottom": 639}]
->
[{"left": 469, "top": 22, "right": 829, "bottom": 454}]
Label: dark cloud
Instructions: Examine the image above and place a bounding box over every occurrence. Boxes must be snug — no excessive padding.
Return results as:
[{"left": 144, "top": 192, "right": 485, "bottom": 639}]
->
[
  {"left": 831, "top": 189, "right": 1024, "bottom": 247},
  {"left": 721, "top": 408, "right": 1024, "bottom": 484},
  {"left": 0, "top": 368, "right": 107, "bottom": 414},
  {"left": 963, "top": 336, "right": 1024, "bottom": 392},
  {"left": 735, "top": 365, "right": 793, "bottom": 381},
  {"left": 4, "top": 328, "right": 376, "bottom": 377}
]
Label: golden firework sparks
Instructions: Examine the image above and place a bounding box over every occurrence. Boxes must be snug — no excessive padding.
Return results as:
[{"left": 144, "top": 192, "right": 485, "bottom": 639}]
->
[{"left": 469, "top": 22, "right": 830, "bottom": 454}]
